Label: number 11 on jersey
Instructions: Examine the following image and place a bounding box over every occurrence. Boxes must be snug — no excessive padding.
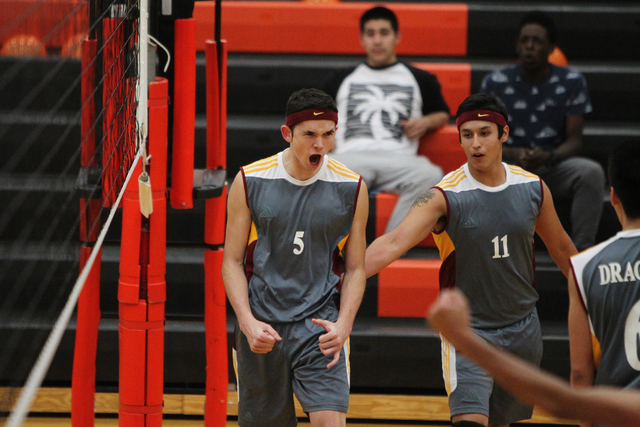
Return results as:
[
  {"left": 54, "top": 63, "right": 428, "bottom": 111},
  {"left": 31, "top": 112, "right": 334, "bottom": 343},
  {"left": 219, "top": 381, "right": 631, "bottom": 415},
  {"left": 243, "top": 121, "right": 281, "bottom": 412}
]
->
[{"left": 492, "top": 235, "right": 510, "bottom": 259}]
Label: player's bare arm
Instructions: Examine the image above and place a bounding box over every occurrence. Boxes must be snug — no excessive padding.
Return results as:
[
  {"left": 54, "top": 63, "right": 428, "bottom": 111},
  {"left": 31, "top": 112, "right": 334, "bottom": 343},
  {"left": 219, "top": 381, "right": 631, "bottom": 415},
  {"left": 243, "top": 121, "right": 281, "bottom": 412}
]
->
[
  {"left": 568, "top": 272, "right": 596, "bottom": 427},
  {"left": 535, "top": 180, "right": 578, "bottom": 277},
  {"left": 366, "top": 188, "right": 447, "bottom": 277},
  {"left": 222, "top": 172, "right": 281, "bottom": 353},
  {"left": 314, "top": 181, "right": 369, "bottom": 368}
]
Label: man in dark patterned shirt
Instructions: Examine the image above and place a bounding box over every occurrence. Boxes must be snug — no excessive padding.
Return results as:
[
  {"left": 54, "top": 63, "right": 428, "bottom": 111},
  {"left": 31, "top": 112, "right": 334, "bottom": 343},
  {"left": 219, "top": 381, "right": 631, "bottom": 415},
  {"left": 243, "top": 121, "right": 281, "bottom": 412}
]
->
[{"left": 481, "top": 11, "right": 605, "bottom": 251}]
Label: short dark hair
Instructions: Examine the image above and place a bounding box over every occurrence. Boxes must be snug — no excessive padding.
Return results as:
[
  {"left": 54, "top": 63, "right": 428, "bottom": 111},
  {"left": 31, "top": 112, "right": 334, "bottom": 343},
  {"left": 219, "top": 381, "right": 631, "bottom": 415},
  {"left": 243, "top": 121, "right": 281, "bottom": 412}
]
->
[
  {"left": 285, "top": 88, "right": 338, "bottom": 132},
  {"left": 455, "top": 93, "right": 509, "bottom": 139},
  {"left": 285, "top": 88, "right": 337, "bottom": 116},
  {"left": 519, "top": 11, "right": 558, "bottom": 45},
  {"left": 360, "top": 6, "right": 398, "bottom": 34},
  {"left": 608, "top": 139, "right": 640, "bottom": 219}
]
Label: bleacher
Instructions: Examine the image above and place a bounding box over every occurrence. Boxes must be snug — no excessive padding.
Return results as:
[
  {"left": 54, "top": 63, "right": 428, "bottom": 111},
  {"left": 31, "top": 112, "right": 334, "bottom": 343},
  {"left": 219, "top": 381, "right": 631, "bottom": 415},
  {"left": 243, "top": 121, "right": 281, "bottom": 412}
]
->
[{"left": 1, "top": 0, "right": 640, "bottom": 404}]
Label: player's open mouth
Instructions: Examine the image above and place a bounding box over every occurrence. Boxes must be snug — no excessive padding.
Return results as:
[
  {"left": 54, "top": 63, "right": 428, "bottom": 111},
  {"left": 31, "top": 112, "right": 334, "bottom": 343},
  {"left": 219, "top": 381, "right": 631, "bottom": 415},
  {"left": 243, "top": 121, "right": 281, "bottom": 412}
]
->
[{"left": 310, "top": 154, "right": 321, "bottom": 165}]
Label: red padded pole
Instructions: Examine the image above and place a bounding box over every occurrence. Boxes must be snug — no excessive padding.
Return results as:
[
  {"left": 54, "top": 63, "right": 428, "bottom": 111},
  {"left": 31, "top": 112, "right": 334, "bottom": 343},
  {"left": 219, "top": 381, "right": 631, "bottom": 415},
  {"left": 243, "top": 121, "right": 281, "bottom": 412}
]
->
[
  {"left": 118, "top": 78, "right": 169, "bottom": 427},
  {"left": 72, "top": 37, "right": 101, "bottom": 427},
  {"left": 80, "top": 37, "right": 97, "bottom": 169},
  {"left": 72, "top": 246, "right": 101, "bottom": 427},
  {"left": 170, "top": 18, "right": 196, "bottom": 209},
  {"left": 205, "top": 40, "right": 228, "bottom": 170},
  {"left": 205, "top": 40, "right": 219, "bottom": 170},
  {"left": 204, "top": 40, "right": 228, "bottom": 245},
  {"left": 204, "top": 249, "right": 228, "bottom": 426}
]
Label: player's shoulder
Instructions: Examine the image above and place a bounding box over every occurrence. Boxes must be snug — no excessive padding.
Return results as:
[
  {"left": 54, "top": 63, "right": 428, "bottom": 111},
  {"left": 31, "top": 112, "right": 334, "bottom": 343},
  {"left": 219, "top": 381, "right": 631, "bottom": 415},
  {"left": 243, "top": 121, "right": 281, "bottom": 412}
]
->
[
  {"left": 506, "top": 164, "right": 540, "bottom": 184},
  {"left": 326, "top": 156, "right": 361, "bottom": 183},
  {"left": 435, "top": 165, "right": 468, "bottom": 191},
  {"left": 242, "top": 154, "right": 279, "bottom": 178}
]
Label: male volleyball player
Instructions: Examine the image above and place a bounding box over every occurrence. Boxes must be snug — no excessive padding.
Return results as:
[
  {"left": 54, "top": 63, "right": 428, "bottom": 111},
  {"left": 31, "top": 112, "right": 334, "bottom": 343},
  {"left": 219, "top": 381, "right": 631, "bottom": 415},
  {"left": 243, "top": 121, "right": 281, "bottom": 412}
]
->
[
  {"left": 222, "top": 88, "right": 368, "bottom": 427},
  {"left": 567, "top": 139, "right": 640, "bottom": 427},
  {"left": 365, "top": 93, "right": 577, "bottom": 426},
  {"left": 428, "top": 288, "right": 640, "bottom": 427}
]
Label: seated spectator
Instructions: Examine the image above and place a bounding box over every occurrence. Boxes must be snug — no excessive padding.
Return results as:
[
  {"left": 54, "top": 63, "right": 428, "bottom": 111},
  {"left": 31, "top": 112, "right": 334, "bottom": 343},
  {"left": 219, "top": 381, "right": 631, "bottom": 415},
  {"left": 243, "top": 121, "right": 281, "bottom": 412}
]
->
[
  {"left": 324, "top": 6, "right": 450, "bottom": 233},
  {"left": 481, "top": 11, "right": 605, "bottom": 251}
]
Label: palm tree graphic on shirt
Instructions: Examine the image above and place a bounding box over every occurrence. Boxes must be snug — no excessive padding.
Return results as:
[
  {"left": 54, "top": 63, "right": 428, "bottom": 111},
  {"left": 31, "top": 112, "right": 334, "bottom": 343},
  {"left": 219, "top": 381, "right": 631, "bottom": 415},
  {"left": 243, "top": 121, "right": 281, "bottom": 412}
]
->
[{"left": 345, "top": 84, "right": 412, "bottom": 141}]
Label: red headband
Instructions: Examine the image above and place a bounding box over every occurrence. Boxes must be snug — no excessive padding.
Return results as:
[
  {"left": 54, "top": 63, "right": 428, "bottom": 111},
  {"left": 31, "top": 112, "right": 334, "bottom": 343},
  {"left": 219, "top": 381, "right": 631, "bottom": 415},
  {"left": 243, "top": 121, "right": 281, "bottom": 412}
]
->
[
  {"left": 456, "top": 110, "right": 507, "bottom": 129},
  {"left": 285, "top": 109, "right": 338, "bottom": 127}
]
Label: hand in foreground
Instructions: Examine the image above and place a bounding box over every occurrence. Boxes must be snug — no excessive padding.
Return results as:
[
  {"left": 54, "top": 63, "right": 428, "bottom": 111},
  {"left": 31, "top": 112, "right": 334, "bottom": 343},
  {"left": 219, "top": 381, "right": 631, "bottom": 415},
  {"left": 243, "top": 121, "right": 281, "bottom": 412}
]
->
[
  {"left": 426, "top": 289, "right": 474, "bottom": 350},
  {"left": 312, "top": 318, "right": 350, "bottom": 369},
  {"left": 241, "top": 318, "right": 282, "bottom": 354}
]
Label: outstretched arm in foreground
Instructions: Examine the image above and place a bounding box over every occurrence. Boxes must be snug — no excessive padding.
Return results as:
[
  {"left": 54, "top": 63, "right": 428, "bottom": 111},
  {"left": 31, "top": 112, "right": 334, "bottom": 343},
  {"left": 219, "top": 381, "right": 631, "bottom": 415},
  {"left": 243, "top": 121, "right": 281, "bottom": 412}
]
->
[
  {"left": 313, "top": 182, "right": 369, "bottom": 368},
  {"left": 427, "top": 289, "right": 640, "bottom": 427},
  {"left": 221, "top": 172, "right": 282, "bottom": 353}
]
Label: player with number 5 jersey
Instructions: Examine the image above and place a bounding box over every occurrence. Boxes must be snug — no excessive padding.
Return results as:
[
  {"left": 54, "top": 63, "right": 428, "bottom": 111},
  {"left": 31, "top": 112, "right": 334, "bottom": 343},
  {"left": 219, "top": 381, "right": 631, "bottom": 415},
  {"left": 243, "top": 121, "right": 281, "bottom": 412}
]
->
[
  {"left": 222, "top": 88, "right": 368, "bottom": 427},
  {"left": 365, "top": 93, "right": 577, "bottom": 427}
]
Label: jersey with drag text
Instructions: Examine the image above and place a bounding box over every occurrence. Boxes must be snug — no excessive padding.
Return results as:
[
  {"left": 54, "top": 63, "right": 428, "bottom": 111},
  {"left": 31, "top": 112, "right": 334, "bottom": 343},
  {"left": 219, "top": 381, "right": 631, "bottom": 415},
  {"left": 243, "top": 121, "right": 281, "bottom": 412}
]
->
[
  {"left": 434, "top": 163, "right": 543, "bottom": 329},
  {"left": 570, "top": 230, "right": 640, "bottom": 389},
  {"left": 241, "top": 151, "right": 362, "bottom": 323}
]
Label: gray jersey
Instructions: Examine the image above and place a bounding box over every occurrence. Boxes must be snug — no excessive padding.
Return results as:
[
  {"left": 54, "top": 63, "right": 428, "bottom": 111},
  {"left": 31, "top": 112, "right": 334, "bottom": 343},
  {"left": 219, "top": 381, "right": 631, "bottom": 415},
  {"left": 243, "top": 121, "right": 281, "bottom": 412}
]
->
[
  {"left": 241, "top": 150, "right": 362, "bottom": 323},
  {"left": 434, "top": 163, "right": 542, "bottom": 328},
  {"left": 570, "top": 229, "right": 640, "bottom": 389}
]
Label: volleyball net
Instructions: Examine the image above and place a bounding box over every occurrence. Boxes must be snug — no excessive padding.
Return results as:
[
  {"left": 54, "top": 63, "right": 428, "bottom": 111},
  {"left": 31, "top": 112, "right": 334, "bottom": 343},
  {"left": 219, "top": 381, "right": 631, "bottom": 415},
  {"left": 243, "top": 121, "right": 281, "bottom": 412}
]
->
[
  {"left": 1, "top": 0, "right": 230, "bottom": 425},
  {"left": 0, "top": 0, "right": 142, "bottom": 424}
]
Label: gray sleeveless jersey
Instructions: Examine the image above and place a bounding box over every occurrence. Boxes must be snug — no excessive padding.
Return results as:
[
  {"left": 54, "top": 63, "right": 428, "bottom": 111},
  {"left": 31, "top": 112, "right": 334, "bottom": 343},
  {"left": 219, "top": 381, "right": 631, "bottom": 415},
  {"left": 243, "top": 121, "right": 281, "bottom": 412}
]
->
[
  {"left": 434, "top": 163, "right": 542, "bottom": 329},
  {"left": 241, "top": 151, "right": 362, "bottom": 323},
  {"left": 570, "top": 229, "right": 640, "bottom": 389}
]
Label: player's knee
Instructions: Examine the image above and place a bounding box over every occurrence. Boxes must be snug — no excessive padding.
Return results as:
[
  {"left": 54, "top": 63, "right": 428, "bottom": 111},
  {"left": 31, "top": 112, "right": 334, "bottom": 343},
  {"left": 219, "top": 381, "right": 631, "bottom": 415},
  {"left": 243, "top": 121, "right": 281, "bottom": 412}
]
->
[{"left": 452, "top": 421, "right": 486, "bottom": 427}]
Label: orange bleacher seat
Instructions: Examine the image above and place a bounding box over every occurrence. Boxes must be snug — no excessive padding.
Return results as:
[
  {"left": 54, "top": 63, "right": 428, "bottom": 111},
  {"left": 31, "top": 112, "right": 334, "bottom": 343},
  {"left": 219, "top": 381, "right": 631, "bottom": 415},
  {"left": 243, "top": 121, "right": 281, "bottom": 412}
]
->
[
  {"left": 378, "top": 259, "right": 441, "bottom": 317},
  {"left": 193, "top": 2, "right": 468, "bottom": 55},
  {"left": 0, "top": 34, "right": 46, "bottom": 57}
]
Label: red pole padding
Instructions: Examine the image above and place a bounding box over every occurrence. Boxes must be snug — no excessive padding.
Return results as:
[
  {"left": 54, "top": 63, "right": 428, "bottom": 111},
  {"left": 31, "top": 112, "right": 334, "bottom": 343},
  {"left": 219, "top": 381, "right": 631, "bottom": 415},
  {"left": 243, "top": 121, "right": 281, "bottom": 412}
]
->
[
  {"left": 204, "top": 249, "right": 228, "bottom": 427},
  {"left": 72, "top": 245, "right": 101, "bottom": 427},
  {"left": 118, "top": 78, "right": 169, "bottom": 427},
  {"left": 80, "top": 37, "right": 97, "bottom": 169},
  {"left": 205, "top": 40, "right": 229, "bottom": 170},
  {"left": 205, "top": 40, "right": 219, "bottom": 170},
  {"left": 170, "top": 18, "right": 196, "bottom": 209},
  {"left": 219, "top": 40, "right": 227, "bottom": 167},
  {"left": 73, "top": 37, "right": 102, "bottom": 427},
  {"left": 148, "top": 77, "right": 170, "bottom": 193},
  {"left": 204, "top": 184, "right": 226, "bottom": 246}
]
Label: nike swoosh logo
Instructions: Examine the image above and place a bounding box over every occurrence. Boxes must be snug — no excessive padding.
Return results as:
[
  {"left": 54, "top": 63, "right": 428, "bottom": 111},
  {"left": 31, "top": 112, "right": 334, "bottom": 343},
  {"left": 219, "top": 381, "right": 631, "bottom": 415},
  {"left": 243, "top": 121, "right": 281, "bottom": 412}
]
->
[
  {"left": 478, "top": 114, "right": 489, "bottom": 117},
  {"left": 313, "top": 112, "right": 324, "bottom": 115}
]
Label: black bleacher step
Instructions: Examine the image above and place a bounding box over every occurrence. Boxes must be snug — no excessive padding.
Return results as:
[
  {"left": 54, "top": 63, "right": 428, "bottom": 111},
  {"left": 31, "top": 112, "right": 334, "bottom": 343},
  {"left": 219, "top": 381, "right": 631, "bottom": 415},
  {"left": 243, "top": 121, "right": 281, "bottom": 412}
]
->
[
  {"left": 0, "top": 315, "right": 569, "bottom": 393},
  {"left": 222, "top": 114, "right": 640, "bottom": 180},
  {"left": 466, "top": 4, "right": 640, "bottom": 61},
  {"left": 0, "top": 57, "right": 80, "bottom": 113},
  {"left": 214, "top": 53, "right": 640, "bottom": 122},
  {"left": 0, "top": 181, "right": 80, "bottom": 243}
]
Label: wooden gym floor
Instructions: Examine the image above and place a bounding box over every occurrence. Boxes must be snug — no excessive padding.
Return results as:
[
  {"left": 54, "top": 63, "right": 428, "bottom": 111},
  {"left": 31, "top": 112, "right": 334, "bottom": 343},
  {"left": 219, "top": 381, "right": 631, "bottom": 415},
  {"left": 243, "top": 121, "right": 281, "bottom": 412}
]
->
[{"left": 0, "top": 387, "right": 579, "bottom": 426}]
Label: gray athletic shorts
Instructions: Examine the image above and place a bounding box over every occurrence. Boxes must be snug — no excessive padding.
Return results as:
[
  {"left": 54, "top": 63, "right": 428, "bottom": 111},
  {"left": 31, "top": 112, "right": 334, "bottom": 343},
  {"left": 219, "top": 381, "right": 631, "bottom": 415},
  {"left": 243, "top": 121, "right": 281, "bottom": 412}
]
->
[
  {"left": 233, "top": 304, "right": 350, "bottom": 427},
  {"left": 441, "top": 308, "right": 543, "bottom": 425}
]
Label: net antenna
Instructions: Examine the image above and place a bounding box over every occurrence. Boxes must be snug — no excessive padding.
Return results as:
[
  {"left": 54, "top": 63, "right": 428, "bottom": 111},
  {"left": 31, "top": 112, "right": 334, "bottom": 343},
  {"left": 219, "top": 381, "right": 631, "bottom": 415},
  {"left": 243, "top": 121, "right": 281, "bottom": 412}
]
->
[{"left": 137, "top": 0, "right": 152, "bottom": 218}]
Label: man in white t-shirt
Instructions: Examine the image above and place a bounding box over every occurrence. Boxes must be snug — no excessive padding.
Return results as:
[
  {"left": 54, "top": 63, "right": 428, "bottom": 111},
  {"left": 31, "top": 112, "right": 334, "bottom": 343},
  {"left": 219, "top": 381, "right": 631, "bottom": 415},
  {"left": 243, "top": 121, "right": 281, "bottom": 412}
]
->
[{"left": 325, "top": 6, "right": 450, "bottom": 232}]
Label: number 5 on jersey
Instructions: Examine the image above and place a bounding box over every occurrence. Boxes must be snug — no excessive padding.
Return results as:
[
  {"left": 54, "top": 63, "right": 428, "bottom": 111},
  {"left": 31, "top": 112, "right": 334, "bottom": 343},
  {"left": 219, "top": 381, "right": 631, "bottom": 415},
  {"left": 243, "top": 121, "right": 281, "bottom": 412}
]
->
[{"left": 293, "top": 231, "right": 305, "bottom": 255}]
